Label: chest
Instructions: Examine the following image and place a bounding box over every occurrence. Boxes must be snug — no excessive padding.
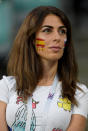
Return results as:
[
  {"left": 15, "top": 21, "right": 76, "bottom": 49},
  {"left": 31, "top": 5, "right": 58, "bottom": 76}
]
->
[{"left": 6, "top": 87, "right": 72, "bottom": 131}]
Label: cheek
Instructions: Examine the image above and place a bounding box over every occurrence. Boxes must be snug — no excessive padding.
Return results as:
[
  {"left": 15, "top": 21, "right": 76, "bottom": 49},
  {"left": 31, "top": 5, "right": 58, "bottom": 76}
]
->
[
  {"left": 61, "top": 38, "right": 67, "bottom": 48},
  {"left": 35, "top": 38, "right": 46, "bottom": 51}
]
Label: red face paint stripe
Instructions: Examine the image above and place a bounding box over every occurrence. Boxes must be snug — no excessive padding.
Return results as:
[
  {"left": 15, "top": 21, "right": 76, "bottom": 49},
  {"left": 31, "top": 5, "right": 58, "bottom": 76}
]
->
[
  {"left": 36, "top": 38, "right": 45, "bottom": 41},
  {"left": 36, "top": 44, "right": 45, "bottom": 47},
  {"left": 36, "top": 43, "right": 45, "bottom": 46}
]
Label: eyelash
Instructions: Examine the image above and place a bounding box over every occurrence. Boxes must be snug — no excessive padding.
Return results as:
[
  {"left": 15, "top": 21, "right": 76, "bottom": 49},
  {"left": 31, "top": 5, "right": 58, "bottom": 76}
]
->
[
  {"left": 42, "top": 28, "right": 67, "bottom": 35},
  {"left": 42, "top": 28, "right": 52, "bottom": 33},
  {"left": 59, "top": 29, "right": 67, "bottom": 35}
]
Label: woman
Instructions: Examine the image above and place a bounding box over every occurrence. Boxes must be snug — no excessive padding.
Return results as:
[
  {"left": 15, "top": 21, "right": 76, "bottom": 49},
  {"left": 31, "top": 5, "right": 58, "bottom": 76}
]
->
[{"left": 0, "top": 6, "right": 88, "bottom": 131}]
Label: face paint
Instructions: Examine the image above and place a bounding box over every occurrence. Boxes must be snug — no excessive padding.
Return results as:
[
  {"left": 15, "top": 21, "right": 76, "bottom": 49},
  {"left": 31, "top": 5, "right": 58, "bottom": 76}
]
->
[
  {"left": 64, "top": 39, "right": 67, "bottom": 45},
  {"left": 62, "top": 39, "right": 67, "bottom": 49},
  {"left": 36, "top": 38, "right": 45, "bottom": 51}
]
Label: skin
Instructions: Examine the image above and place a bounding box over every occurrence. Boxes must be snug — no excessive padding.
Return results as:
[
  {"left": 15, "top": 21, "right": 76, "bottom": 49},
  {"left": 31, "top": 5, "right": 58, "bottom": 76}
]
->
[
  {"left": 35, "top": 14, "right": 67, "bottom": 62},
  {"left": 0, "top": 101, "right": 8, "bottom": 131},
  {"left": 35, "top": 14, "right": 67, "bottom": 86},
  {"left": 66, "top": 114, "right": 86, "bottom": 131}
]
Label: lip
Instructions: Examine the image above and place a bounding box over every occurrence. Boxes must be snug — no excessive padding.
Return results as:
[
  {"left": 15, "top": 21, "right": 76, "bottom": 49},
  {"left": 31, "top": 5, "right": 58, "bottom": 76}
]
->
[{"left": 49, "top": 46, "right": 62, "bottom": 52}]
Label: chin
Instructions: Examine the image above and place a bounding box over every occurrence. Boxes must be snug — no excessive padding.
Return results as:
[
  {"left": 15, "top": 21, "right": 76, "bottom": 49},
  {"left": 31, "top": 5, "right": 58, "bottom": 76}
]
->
[
  {"left": 45, "top": 55, "right": 63, "bottom": 61},
  {"left": 39, "top": 53, "right": 63, "bottom": 62},
  {"left": 49, "top": 54, "right": 63, "bottom": 60}
]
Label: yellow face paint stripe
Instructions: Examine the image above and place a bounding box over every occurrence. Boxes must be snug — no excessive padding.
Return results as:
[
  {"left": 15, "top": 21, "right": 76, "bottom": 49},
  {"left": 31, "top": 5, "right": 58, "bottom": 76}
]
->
[{"left": 36, "top": 40, "right": 45, "bottom": 45}]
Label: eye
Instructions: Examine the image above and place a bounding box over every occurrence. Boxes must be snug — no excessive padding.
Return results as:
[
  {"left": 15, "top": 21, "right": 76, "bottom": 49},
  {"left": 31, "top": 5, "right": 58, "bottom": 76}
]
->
[
  {"left": 42, "top": 28, "right": 52, "bottom": 33},
  {"left": 58, "top": 28, "right": 67, "bottom": 35}
]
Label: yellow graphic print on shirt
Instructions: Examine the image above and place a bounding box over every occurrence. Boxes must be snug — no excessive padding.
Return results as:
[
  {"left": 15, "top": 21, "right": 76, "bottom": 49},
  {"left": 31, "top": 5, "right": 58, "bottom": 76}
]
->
[{"left": 57, "top": 97, "right": 71, "bottom": 111}]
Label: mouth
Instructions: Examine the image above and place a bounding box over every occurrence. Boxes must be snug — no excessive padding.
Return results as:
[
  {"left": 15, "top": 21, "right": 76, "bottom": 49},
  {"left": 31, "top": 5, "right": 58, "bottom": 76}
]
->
[{"left": 49, "top": 46, "right": 62, "bottom": 52}]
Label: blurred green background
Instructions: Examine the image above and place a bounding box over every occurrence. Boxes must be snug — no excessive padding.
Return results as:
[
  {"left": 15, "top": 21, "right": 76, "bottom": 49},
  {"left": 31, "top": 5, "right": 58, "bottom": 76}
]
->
[{"left": 0, "top": 0, "right": 88, "bottom": 130}]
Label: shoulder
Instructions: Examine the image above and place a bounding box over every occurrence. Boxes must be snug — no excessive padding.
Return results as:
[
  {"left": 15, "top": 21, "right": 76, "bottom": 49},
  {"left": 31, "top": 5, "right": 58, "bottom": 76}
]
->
[
  {"left": 72, "top": 83, "right": 88, "bottom": 118},
  {"left": 75, "top": 82, "right": 88, "bottom": 104},
  {"left": 77, "top": 82, "right": 88, "bottom": 90},
  {"left": 75, "top": 83, "right": 88, "bottom": 97},
  {"left": 0, "top": 76, "right": 16, "bottom": 103},
  {"left": 0, "top": 75, "right": 16, "bottom": 91}
]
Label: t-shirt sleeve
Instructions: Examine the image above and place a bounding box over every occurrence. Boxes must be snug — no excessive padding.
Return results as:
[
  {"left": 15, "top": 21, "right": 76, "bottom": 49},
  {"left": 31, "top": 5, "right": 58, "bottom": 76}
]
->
[
  {"left": 0, "top": 76, "right": 16, "bottom": 104},
  {"left": 72, "top": 84, "right": 88, "bottom": 118}
]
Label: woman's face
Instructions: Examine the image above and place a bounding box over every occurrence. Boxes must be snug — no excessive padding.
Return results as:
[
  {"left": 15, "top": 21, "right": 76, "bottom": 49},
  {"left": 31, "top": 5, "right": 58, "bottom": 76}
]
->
[{"left": 35, "top": 14, "right": 67, "bottom": 61}]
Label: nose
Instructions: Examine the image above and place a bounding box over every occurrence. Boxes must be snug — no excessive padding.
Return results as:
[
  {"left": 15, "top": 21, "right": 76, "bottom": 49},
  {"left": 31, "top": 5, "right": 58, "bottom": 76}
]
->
[{"left": 52, "top": 30, "right": 60, "bottom": 43}]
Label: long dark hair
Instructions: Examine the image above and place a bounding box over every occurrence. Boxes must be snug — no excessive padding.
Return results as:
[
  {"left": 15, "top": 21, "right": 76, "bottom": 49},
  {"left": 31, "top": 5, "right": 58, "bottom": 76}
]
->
[{"left": 7, "top": 6, "right": 80, "bottom": 105}]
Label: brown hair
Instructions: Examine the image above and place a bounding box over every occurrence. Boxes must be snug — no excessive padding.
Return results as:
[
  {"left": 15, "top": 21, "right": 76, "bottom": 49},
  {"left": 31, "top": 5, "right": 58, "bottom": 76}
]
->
[{"left": 7, "top": 6, "right": 80, "bottom": 105}]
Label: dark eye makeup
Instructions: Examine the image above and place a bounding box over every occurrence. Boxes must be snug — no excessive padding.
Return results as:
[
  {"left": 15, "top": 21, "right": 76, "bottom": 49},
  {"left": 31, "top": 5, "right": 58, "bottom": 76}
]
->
[
  {"left": 58, "top": 28, "right": 67, "bottom": 35},
  {"left": 42, "top": 28, "right": 52, "bottom": 33},
  {"left": 40, "top": 25, "right": 67, "bottom": 35}
]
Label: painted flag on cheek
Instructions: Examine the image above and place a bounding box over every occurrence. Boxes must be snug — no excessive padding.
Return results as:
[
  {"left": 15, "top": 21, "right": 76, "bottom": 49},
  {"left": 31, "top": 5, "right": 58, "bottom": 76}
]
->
[{"left": 36, "top": 38, "right": 45, "bottom": 51}]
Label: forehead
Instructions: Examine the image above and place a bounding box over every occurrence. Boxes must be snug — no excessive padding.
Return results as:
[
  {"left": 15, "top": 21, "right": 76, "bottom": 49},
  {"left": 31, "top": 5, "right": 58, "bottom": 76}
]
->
[{"left": 41, "top": 14, "right": 64, "bottom": 26}]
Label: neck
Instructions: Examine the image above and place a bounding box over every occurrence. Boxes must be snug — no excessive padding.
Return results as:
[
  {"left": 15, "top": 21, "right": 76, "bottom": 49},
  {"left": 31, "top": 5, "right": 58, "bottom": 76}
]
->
[{"left": 38, "top": 59, "right": 58, "bottom": 86}]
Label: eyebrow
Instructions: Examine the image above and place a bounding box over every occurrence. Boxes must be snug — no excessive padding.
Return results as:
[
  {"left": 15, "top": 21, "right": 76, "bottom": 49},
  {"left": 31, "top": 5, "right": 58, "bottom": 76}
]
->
[{"left": 41, "top": 25, "right": 67, "bottom": 29}]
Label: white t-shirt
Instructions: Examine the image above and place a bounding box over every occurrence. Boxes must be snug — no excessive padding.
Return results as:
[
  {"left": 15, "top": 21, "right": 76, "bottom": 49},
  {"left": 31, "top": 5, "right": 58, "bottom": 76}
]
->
[{"left": 0, "top": 76, "right": 88, "bottom": 131}]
